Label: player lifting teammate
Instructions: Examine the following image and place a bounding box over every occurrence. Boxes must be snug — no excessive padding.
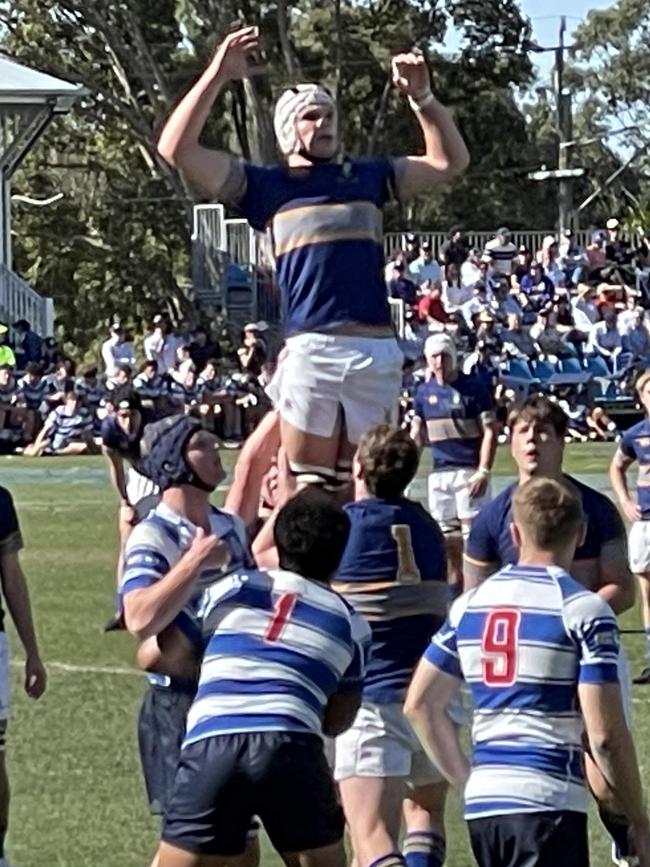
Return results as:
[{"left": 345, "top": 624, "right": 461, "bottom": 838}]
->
[
  {"left": 332, "top": 425, "right": 452, "bottom": 867},
  {"left": 157, "top": 25, "right": 469, "bottom": 493},
  {"left": 405, "top": 477, "right": 650, "bottom": 867}
]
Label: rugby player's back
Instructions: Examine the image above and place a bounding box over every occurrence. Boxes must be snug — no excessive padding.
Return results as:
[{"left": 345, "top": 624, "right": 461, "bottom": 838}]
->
[
  {"left": 426, "top": 563, "right": 619, "bottom": 819},
  {"left": 185, "top": 568, "right": 365, "bottom": 744},
  {"left": 334, "top": 496, "right": 449, "bottom": 702}
]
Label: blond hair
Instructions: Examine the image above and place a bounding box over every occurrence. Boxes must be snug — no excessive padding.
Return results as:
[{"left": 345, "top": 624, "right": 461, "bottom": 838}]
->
[
  {"left": 512, "top": 477, "right": 584, "bottom": 550},
  {"left": 635, "top": 369, "right": 650, "bottom": 397}
]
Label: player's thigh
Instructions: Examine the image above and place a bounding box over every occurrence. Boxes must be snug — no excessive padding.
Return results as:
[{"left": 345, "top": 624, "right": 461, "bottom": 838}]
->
[
  {"left": 0, "top": 632, "right": 10, "bottom": 762},
  {"left": 280, "top": 419, "right": 341, "bottom": 480},
  {"left": 340, "top": 338, "right": 403, "bottom": 445},
  {"left": 628, "top": 520, "right": 650, "bottom": 575},
  {"left": 256, "top": 733, "right": 344, "bottom": 857},
  {"left": 162, "top": 736, "right": 254, "bottom": 860},
  {"left": 455, "top": 468, "right": 492, "bottom": 525},
  {"left": 157, "top": 841, "right": 235, "bottom": 867},
  {"left": 279, "top": 842, "right": 347, "bottom": 867},
  {"left": 427, "top": 471, "right": 458, "bottom": 530},
  {"left": 468, "top": 811, "right": 589, "bottom": 867}
]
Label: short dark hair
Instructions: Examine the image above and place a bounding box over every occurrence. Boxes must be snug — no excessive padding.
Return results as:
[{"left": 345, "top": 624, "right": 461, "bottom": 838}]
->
[
  {"left": 116, "top": 364, "right": 132, "bottom": 377},
  {"left": 82, "top": 366, "right": 98, "bottom": 378},
  {"left": 0, "top": 364, "right": 12, "bottom": 373},
  {"left": 508, "top": 395, "right": 568, "bottom": 438},
  {"left": 274, "top": 490, "right": 351, "bottom": 583},
  {"left": 356, "top": 424, "right": 419, "bottom": 498},
  {"left": 59, "top": 358, "right": 76, "bottom": 377},
  {"left": 25, "top": 362, "right": 42, "bottom": 376},
  {"left": 141, "top": 360, "right": 158, "bottom": 373},
  {"left": 12, "top": 319, "right": 29, "bottom": 331}
]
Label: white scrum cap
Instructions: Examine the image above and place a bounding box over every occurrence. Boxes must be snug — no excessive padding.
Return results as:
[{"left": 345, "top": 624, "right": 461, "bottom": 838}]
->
[
  {"left": 273, "top": 84, "right": 336, "bottom": 155},
  {"left": 424, "top": 332, "right": 458, "bottom": 369}
]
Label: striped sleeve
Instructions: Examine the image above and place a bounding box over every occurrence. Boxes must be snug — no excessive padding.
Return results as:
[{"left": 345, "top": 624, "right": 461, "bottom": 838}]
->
[
  {"left": 424, "top": 617, "right": 462, "bottom": 679},
  {"left": 566, "top": 593, "right": 619, "bottom": 684},
  {"left": 120, "top": 525, "right": 171, "bottom": 595}
]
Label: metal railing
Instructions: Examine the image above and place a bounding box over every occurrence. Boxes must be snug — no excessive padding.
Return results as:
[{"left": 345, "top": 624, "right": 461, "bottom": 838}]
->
[
  {"left": 383, "top": 230, "right": 593, "bottom": 258},
  {"left": 0, "top": 263, "right": 54, "bottom": 336}
]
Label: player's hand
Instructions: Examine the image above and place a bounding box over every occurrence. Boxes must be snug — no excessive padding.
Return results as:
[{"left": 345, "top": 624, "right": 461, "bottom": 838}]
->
[
  {"left": 187, "top": 527, "right": 231, "bottom": 571},
  {"left": 210, "top": 26, "right": 265, "bottom": 83},
  {"left": 391, "top": 51, "right": 431, "bottom": 98},
  {"left": 467, "top": 470, "right": 489, "bottom": 499},
  {"left": 25, "top": 654, "right": 47, "bottom": 699},
  {"left": 120, "top": 503, "right": 137, "bottom": 526},
  {"left": 629, "top": 817, "right": 650, "bottom": 867},
  {"left": 621, "top": 496, "right": 642, "bottom": 524}
]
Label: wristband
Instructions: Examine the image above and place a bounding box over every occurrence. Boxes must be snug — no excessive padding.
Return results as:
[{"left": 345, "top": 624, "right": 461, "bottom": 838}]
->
[{"left": 408, "top": 90, "right": 435, "bottom": 112}]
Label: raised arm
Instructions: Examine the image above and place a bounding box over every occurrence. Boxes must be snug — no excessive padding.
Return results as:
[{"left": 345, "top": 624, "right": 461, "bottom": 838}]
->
[
  {"left": 157, "top": 26, "right": 263, "bottom": 199},
  {"left": 391, "top": 52, "right": 470, "bottom": 201}
]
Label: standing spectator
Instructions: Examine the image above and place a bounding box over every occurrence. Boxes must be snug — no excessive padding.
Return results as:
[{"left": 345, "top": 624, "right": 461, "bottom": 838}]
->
[
  {"left": 558, "top": 229, "right": 587, "bottom": 286},
  {"left": 172, "top": 345, "right": 194, "bottom": 383},
  {"left": 484, "top": 227, "right": 517, "bottom": 275},
  {"left": 189, "top": 325, "right": 221, "bottom": 370},
  {"left": 25, "top": 384, "right": 97, "bottom": 457},
  {"left": 537, "top": 235, "right": 564, "bottom": 287},
  {"left": 0, "top": 486, "right": 47, "bottom": 867},
  {"left": 409, "top": 240, "right": 443, "bottom": 287},
  {"left": 11, "top": 320, "right": 41, "bottom": 370},
  {"left": 460, "top": 248, "right": 482, "bottom": 288},
  {"left": 40, "top": 337, "right": 62, "bottom": 373},
  {"left": 404, "top": 232, "right": 420, "bottom": 264},
  {"left": 605, "top": 217, "right": 634, "bottom": 285},
  {"left": 440, "top": 226, "right": 470, "bottom": 268},
  {"left": 587, "top": 309, "right": 623, "bottom": 364},
  {"left": 0, "top": 327, "right": 15, "bottom": 369},
  {"left": 101, "top": 324, "right": 136, "bottom": 379},
  {"left": 586, "top": 230, "right": 607, "bottom": 281},
  {"left": 237, "top": 324, "right": 267, "bottom": 377},
  {"left": 143, "top": 315, "right": 166, "bottom": 364},
  {"left": 512, "top": 246, "right": 533, "bottom": 283}
]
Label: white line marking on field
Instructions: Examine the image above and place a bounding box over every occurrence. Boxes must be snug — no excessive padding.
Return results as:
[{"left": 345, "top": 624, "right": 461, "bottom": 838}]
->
[{"left": 10, "top": 659, "right": 140, "bottom": 677}]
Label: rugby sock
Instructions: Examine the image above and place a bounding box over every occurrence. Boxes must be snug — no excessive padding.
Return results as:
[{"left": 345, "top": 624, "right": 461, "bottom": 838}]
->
[
  {"left": 598, "top": 807, "right": 633, "bottom": 858},
  {"left": 369, "top": 854, "right": 406, "bottom": 867},
  {"left": 403, "top": 830, "right": 446, "bottom": 867},
  {"left": 645, "top": 627, "right": 650, "bottom": 661}
]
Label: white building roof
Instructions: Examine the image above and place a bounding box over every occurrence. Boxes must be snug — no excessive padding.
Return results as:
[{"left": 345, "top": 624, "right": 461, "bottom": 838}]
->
[{"left": 0, "top": 55, "right": 86, "bottom": 108}]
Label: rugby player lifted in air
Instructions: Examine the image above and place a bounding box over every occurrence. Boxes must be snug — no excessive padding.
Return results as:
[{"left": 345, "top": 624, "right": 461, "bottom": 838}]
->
[{"left": 157, "top": 26, "right": 469, "bottom": 493}]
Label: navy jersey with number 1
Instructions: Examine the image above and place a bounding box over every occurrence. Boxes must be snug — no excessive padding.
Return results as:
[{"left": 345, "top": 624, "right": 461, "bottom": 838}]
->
[
  {"left": 619, "top": 418, "right": 650, "bottom": 519},
  {"left": 333, "top": 497, "right": 449, "bottom": 703}
]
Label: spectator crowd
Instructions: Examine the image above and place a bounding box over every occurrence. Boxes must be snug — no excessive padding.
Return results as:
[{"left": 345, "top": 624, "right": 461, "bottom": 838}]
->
[
  {"left": 388, "top": 220, "right": 650, "bottom": 442},
  {"left": 0, "top": 315, "right": 274, "bottom": 456}
]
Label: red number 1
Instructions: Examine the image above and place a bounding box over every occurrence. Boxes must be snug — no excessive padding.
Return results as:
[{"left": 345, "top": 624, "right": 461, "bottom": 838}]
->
[
  {"left": 265, "top": 592, "right": 298, "bottom": 641},
  {"left": 481, "top": 609, "right": 520, "bottom": 686}
]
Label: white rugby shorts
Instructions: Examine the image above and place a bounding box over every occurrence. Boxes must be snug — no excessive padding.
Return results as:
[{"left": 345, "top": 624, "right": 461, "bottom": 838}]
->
[
  {"left": 334, "top": 701, "right": 446, "bottom": 787},
  {"left": 0, "top": 633, "right": 10, "bottom": 722},
  {"left": 428, "top": 468, "right": 491, "bottom": 535},
  {"left": 628, "top": 520, "right": 650, "bottom": 574},
  {"left": 267, "top": 333, "right": 403, "bottom": 444}
]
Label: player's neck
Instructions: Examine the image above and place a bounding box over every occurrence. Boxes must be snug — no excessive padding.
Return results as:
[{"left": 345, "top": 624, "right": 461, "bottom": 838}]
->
[
  {"left": 517, "top": 467, "right": 564, "bottom": 486},
  {"left": 161, "top": 487, "right": 211, "bottom": 531},
  {"left": 517, "top": 545, "right": 573, "bottom": 572}
]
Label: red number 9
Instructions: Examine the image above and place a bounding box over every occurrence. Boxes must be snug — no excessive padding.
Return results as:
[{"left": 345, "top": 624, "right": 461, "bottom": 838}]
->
[{"left": 481, "top": 609, "right": 520, "bottom": 686}]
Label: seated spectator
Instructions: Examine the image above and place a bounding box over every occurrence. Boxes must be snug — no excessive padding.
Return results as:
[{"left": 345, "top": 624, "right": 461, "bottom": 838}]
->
[
  {"left": 237, "top": 324, "right": 267, "bottom": 377},
  {"left": 484, "top": 226, "right": 517, "bottom": 275},
  {"left": 41, "top": 337, "right": 62, "bottom": 373},
  {"left": 442, "top": 263, "right": 473, "bottom": 310},
  {"left": 475, "top": 310, "right": 502, "bottom": 358},
  {"left": 415, "top": 280, "right": 448, "bottom": 329},
  {"left": 558, "top": 230, "right": 587, "bottom": 286},
  {"left": 621, "top": 309, "right": 650, "bottom": 360},
  {"left": 15, "top": 362, "right": 47, "bottom": 442},
  {"left": 572, "top": 284, "right": 600, "bottom": 329},
  {"left": 0, "top": 324, "right": 16, "bottom": 368},
  {"left": 0, "top": 365, "right": 19, "bottom": 438},
  {"left": 387, "top": 262, "right": 419, "bottom": 306},
  {"left": 75, "top": 367, "right": 106, "bottom": 417},
  {"left": 513, "top": 246, "right": 533, "bottom": 283},
  {"left": 501, "top": 313, "right": 536, "bottom": 359},
  {"left": 440, "top": 227, "right": 470, "bottom": 268},
  {"left": 586, "top": 308, "right": 622, "bottom": 364},
  {"left": 11, "top": 319, "right": 42, "bottom": 370},
  {"left": 460, "top": 248, "right": 482, "bottom": 288},
  {"left": 520, "top": 263, "right": 555, "bottom": 309},
  {"left": 461, "top": 283, "right": 490, "bottom": 327},
  {"left": 172, "top": 344, "right": 194, "bottom": 383},
  {"left": 44, "top": 359, "right": 76, "bottom": 410},
  {"left": 189, "top": 325, "right": 221, "bottom": 370},
  {"left": 617, "top": 293, "right": 646, "bottom": 335},
  {"left": 408, "top": 240, "right": 443, "bottom": 287},
  {"left": 530, "top": 309, "right": 575, "bottom": 358},
  {"left": 106, "top": 363, "right": 133, "bottom": 393},
  {"left": 493, "top": 281, "right": 523, "bottom": 322},
  {"left": 536, "top": 235, "right": 564, "bottom": 287},
  {"left": 404, "top": 232, "right": 420, "bottom": 264},
  {"left": 586, "top": 231, "right": 607, "bottom": 281},
  {"left": 25, "top": 384, "right": 98, "bottom": 457},
  {"left": 554, "top": 291, "right": 586, "bottom": 353},
  {"left": 168, "top": 367, "right": 201, "bottom": 413},
  {"left": 384, "top": 250, "right": 407, "bottom": 282},
  {"left": 101, "top": 323, "right": 135, "bottom": 378}
]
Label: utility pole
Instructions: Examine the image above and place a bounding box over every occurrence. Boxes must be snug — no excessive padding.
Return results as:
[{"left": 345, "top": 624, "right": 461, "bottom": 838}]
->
[{"left": 556, "top": 16, "right": 574, "bottom": 232}]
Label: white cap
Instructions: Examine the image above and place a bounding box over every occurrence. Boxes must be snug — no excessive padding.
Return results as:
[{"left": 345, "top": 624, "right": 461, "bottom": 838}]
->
[
  {"left": 606, "top": 217, "right": 620, "bottom": 230},
  {"left": 424, "top": 333, "right": 457, "bottom": 368},
  {"left": 273, "top": 84, "right": 336, "bottom": 155}
]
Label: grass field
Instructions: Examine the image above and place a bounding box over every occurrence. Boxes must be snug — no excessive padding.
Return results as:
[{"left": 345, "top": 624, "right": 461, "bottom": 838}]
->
[{"left": 3, "top": 442, "right": 649, "bottom": 866}]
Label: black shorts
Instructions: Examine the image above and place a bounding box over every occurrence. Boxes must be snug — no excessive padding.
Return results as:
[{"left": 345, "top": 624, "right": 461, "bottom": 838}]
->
[
  {"left": 468, "top": 810, "right": 589, "bottom": 867},
  {"left": 162, "top": 731, "right": 344, "bottom": 857},
  {"left": 137, "top": 680, "right": 195, "bottom": 816}
]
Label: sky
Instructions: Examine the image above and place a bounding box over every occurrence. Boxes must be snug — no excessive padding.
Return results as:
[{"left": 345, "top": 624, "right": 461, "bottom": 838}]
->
[{"left": 519, "top": 0, "right": 613, "bottom": 78}]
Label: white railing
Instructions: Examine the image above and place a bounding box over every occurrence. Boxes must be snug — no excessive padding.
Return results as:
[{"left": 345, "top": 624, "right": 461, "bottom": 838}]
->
[
  {"left": 0, "top": 263, "right": 54, "bottom": 336},
  {"left": 383, "top": 230, "right": 594, "bottom": 258}
]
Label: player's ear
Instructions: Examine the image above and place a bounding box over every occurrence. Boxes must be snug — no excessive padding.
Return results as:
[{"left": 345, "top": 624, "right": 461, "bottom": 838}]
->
[{"left": 509, "top": 521, "right": 522, "bottom": 550}]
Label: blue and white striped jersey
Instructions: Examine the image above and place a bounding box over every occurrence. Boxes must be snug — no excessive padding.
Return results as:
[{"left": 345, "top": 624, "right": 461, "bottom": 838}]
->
[
  {"left": 120, "top": 501, "right": 253, "bottom": 648},
  {"left": 424, "top": 564, "right": 619, "bottom": 819},
  {"left": 46, "top": 405, "right": 93, "bottom": 445},
  {"left": 184, "top": 568, "right": 370, "bottom": 746},
  {"left": 16, "top": 374, "right": 48, "bottom": 410}
]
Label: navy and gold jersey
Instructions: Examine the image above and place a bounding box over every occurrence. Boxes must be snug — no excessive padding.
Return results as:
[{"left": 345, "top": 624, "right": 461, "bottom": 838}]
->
[
  {"left": 620, "top": 419, "right": 650, "bottom": 519},
  {"left": 414, "top": 373, "right": 495, "bottom": 471},
  {"left": 466, "top": 474, "right": 626, "bottom": 569},
  {"left": 333, "top": 497, "right": 449, "bottom": 703},
  {"left": 230, "top": 158, "right": 396, "bottom": 336}
]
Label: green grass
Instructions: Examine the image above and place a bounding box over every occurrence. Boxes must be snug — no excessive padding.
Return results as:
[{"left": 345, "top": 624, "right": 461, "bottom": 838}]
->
[{"left": 3, "top": 443, "right": 649, "bottom": 866}]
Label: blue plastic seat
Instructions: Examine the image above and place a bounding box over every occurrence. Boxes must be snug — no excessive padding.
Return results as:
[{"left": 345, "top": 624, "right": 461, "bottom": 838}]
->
[
  {"left": 585, "top": 355, "right": 611, "bottom": 377},
  {"left": 559, "top": 357, "right": 583, "bottom": 374},
  {"left": 508, "top": 359, "right": 534, "bottom": 380},
  {"left": 530, "top": 360, "right": 555, "bottom": 381}
]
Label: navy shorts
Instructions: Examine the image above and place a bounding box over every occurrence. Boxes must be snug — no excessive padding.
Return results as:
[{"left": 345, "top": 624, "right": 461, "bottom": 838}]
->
[
  {"left": 468, "top": 810, "right": 589, "bottom": 867},
  {"left": 162, "top": 731, "right": 344, "bottom": 857},
  {"left": 137, "top": 680, "right": 195, "bottom": 816}
]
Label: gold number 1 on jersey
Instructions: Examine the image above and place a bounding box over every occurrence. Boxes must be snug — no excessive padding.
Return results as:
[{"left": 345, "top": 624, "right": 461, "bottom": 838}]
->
[{"left": 390, "top": 524, "right": 422, "bottom": 585}]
